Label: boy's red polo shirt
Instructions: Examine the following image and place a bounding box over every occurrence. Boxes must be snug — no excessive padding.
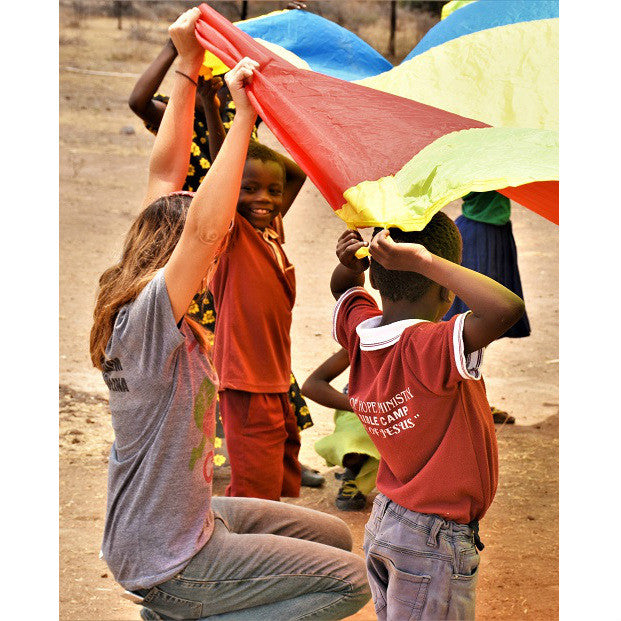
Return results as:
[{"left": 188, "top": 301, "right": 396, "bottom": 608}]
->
[
  {"left": 333, "top": 287, "right": 498, "bottom": 524},
  {"left": 209, "top": 213, "right": 295, "bottom": 393}
]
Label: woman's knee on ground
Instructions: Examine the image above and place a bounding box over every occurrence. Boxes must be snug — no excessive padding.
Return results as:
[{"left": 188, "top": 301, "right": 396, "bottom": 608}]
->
[
  {"left": 322, "top": 512, "right": 354, "bottom": 551},
  {"left": 287, "top": 504, "right": 354, "bottom": 550},
  {"left": 342, "top": 553, "right": 372, "bottom": 612}
]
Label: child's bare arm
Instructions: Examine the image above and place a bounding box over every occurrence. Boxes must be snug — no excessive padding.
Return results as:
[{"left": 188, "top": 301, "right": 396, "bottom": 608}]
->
[
  {"left": 128, "top": 38, "right": 177, "bottom": 129},
  {"left": 197, "top": 75, "right": 227, "bottom": 161},
  {"left": 369, "top": 229, "right": 525, "bottom": 354},
  {"left": 301, "top": 349, "right": 352, "bottom": 411},
  {"left": 279, "top": 155, "right": 307, "bottom": 218},
  {"left": 330, "top": 230, "right": 368, "bottom": 299}
]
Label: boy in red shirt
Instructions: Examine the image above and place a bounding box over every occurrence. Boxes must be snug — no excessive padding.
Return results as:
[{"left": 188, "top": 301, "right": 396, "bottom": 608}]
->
[
  {"left": 330, "top": 213, "right": 525, "bottom": 620},
  {"left": 209, "top": 140, "right": 307, "bottom": 500}
]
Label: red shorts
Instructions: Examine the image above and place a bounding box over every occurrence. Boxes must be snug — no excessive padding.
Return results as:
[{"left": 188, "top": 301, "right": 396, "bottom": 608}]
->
[{"left": 219, "top": 389, "right": 301, "bottom": 500}]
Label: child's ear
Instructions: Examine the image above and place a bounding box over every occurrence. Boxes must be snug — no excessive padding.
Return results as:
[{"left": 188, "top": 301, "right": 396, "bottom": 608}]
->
[
  {"left": 439, "top": 286, "right": 452, "bottom": 303},
  {"left": 369, "top": 264, "right": 377, "bottom": 290}
]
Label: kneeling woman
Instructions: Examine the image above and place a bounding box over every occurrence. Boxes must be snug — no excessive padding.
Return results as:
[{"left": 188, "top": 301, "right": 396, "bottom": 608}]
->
[{"left": 89, "top": 9, "right": 369, "bottom": 620}]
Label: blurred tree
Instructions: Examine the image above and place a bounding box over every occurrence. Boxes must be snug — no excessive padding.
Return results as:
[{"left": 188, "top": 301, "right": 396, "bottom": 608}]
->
[
  {"left": 389, "top": 0, "right": 397, "bottom": 56},
  {"left": 399, "top": 1, "right": 443, "bottom": 17},
  {"left": 72, "top": 1, "right": 85, "bottom": 25},
  {"left": 112, "top": 1, "right": 132, "bottom": 30}
]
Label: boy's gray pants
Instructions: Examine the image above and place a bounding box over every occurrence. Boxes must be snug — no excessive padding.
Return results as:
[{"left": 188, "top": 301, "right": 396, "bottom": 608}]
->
[{"left": 363, "top": 493, "right": 481, "bottom": 620}]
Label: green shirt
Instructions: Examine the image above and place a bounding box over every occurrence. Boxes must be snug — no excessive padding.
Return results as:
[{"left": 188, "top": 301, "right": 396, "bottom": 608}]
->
[{"left": 461, "top": 191, "right": 511, "bottom": 226}]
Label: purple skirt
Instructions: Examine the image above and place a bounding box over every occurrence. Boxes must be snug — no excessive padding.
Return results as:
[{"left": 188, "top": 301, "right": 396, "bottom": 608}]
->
[{"left": 443, "top": 215, "right": 531, "bottom": 339}]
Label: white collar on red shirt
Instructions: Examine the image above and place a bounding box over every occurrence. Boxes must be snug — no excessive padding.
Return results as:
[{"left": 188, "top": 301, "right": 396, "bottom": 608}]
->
[{"left": 356, "top": 316, "right": 428, "bottom": 351}]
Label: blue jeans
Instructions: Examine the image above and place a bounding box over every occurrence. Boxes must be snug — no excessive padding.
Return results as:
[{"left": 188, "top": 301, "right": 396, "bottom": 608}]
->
[
  {"left": 135, "top": 497, "right": 370, "bottom": 620},
  {"left": 363, "top": 494, "right": 480, "bottom": 620}
]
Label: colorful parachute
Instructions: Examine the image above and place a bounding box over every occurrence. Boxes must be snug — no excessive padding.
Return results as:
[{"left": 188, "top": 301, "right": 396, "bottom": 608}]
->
[
  {"left": 195, "top": 2, "right": 558, "bottom": 230},
  {"left": 201, "top": 9, "right": 392, "bottom": 82},
  {"left": 201, "top": 37, "right": 311, "bottom": 77},
  {"left": 358, "top": 0, "right": 559, "bottom": 223},
  {"left": 237, "top": 10, "right": 392, "bottom": 81}
]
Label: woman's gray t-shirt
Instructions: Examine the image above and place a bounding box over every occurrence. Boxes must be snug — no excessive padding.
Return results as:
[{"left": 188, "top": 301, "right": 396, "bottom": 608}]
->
[{"left": 101, "top": 269, "right": 218, "bottom": 590}]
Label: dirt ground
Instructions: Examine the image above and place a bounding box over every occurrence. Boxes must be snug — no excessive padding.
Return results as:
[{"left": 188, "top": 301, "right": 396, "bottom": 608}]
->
[{"left": 59, "top": 13, "right": 558, "bottom": 621}]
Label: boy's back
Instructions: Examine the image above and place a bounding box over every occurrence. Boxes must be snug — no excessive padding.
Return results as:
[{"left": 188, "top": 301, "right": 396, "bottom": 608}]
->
[
  {"left": 334, "top": 286, "right": 497, "bottom": 524},
  {"left": 330, "top": 214, "right": 525, "bottom": 620}
]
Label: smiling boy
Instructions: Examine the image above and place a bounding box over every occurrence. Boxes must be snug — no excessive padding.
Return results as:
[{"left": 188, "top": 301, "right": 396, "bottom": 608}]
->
[{"left": 208, "top": 141, "right": 307, "bottom": 500}]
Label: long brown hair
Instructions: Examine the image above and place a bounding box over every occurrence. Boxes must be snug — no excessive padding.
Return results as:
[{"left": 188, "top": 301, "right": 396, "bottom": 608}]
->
[{"left": 90, "top": 193, "right": 192, "bottom": 369}]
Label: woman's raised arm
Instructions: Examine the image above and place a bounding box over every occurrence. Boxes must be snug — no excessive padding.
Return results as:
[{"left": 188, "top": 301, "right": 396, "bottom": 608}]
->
[
  {"left": 142, "top": 8, "right": 204, "bottom": 207},
  {"left": 164, "top": 53, "right": 259, "bottom": 322}
]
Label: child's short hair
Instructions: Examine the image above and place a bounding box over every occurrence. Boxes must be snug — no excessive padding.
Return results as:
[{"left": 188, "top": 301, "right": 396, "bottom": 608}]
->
[
  {"left": 246, "top": 140, "right": 286, "bottom": 178},
  {"left": 370, "top": 211, "right": 462, "bottom": 303}
]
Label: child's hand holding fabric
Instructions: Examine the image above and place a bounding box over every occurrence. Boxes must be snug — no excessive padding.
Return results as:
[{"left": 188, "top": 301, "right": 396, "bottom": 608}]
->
[
  {"left": 336, "top": 229, "right": 369, "bottom": 273},
  {"left": 369, "top": 228, "right": 432, "bottom": 273}
]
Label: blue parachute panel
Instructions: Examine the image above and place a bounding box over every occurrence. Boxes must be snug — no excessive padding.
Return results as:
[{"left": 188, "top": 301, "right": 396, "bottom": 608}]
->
[
  {"left": 403, "top": 0, "right": 559, "bottom": 61},
  {"left": 237, "top": 10, "right": 392, "bottom": 81}
]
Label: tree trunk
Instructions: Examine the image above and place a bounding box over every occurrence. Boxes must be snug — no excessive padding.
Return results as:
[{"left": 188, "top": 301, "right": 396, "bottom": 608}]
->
[
  {"left": 113, "top": 1, "right": 122, "bottom": 30},
  {"left": 389, "top": 0, "right": 397, "bottom": 57}
]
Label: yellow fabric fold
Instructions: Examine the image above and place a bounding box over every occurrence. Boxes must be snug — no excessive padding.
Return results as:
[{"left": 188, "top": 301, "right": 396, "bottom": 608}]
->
[
  {"left": 441, "top": 1, "right": 476, "bottom": 20},
  {"left": 357, "top": 19, "right": 558, "bottom": 130},
  {"left": 337, "top": 126, "right": 558, "bottom": 231}
]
